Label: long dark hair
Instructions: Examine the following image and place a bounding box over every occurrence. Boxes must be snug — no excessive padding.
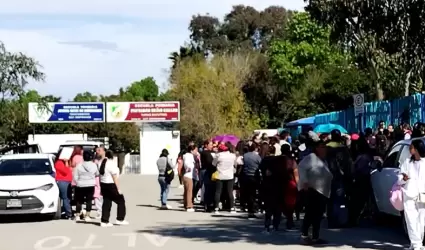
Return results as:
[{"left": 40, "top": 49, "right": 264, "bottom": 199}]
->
[
  {"left": 99, "top": 150, "right": 114, "bottom": 175},
  {"left": 411, "top": 139, "right": 425, "bottom": 161}
]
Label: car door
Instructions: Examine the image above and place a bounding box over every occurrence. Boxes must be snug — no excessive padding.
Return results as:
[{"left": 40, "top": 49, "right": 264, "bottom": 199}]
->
[{"left": 370, "top": 144, "right": 404, "bottom": 216}]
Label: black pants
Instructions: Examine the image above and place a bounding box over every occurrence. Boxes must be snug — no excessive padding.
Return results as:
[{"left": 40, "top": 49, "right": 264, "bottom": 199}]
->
[
  {"left": 349, "top": 174, "right": 370, "bottom": 224},
  {"left": 301, "top": 188, "right": 328, "bottom": 240},
  {"left": 100, "top": 183, "right": 126, "bottom": 223},
  {"left": 203, "top": 172, "right": 214, "bottom": 210},
  {"left": 264, "top": 191, "right": 282, "bottom": 229},
  {"left": 295, "top": 190, "right": 307, "bottom": 220},
  {"left": 241, "top": 176, "right": 257, "bottom": 214},
  {"left": 75, "top": 186, "right": 95, "bottom": 214},
  {"left": 214, "top": 179, "right": 234, "bottom": 210}
]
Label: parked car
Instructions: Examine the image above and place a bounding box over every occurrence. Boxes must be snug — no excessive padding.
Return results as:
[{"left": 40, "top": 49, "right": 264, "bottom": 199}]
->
[
  {"left": 0, "top": 144, "right": 42, "bottom": 155},
  {"left": 0, "top": 153, "right": 60, "bottom": 219},
  {"left": 57, "top": 140, "right": 104, "bottom": 154},
  {"left": 370, "top": 138, "right": 425, "bottom": 232}
]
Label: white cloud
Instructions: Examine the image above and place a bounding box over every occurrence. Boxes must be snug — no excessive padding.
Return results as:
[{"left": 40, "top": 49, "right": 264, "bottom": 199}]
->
[{"left": 0, "top": 0, "right": 305, "bottom": 100}]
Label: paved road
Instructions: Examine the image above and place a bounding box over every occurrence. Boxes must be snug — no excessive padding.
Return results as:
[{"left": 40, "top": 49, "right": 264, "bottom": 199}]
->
[{"left": 0, "top": 176, "right": 408, "bottom": 250}]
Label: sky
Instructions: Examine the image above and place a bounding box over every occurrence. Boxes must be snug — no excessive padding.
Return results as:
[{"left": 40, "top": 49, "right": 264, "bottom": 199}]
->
[{"left": 0, "top": 0, "right": 305, "bottom": 101}]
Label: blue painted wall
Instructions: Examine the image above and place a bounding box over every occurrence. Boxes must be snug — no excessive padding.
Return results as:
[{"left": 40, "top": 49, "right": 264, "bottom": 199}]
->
[{"left": 289, "top": 93, "right": 424, "bottom": 134}]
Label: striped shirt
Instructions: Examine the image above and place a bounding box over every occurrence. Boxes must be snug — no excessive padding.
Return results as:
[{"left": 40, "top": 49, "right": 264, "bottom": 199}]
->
[{"left": 213, "top": 151, "right": 236, "bottom": 180}]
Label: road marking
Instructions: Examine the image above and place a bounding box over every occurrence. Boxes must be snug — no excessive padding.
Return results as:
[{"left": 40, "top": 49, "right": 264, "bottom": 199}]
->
[
  {"left": 71, "top": 234, "right": 103, "bottom": 249},
  {"left": 112, "top": 233, "right": 137, "bottom": 247},
  {"left": 34, "top": 236, "right": 71, "bottom": 250},
  {"left": 143, "top": 233, "right": 171, "bottom": 247}
]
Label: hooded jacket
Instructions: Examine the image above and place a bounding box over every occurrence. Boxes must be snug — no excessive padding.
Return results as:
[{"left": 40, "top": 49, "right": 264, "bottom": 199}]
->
[{"left": 73, "top": 161, "right": 99, "bottom": 187}]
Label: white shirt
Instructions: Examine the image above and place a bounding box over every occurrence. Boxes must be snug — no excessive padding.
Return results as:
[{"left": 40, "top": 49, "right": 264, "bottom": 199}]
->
[
  {"left": 99, "top": 160, "right": 120, "bottom": 184},
  {"left": 213, "top": 151, "right": 236, "bottom": 180},
  {"left": 398, "top": 158, "right": 425, "bottom": 199},
  {"left": 183, "top": 153, "right": 196, "bottom": 179}
]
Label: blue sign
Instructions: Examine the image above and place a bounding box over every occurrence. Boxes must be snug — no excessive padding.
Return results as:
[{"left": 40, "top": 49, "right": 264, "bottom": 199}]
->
[{"left": 28, "top": 102, "right": 105, "bottom": 123}]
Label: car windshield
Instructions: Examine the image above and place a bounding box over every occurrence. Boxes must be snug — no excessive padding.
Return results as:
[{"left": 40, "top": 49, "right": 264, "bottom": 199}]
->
[{"left": 0, "top": 159, "right": 52, "bottom": 176}]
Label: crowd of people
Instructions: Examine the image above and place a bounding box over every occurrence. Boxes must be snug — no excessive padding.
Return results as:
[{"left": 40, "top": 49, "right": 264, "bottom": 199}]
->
[
  {"left": 155, "top": 121, "right": 425, "bottom": 246},
  {"left": 54, "top": 145, "right": 128, "bottom": 227}
]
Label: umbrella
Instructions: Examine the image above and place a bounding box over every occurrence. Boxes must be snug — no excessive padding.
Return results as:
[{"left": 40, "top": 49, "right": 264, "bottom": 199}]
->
[
  {"left": 212, "top": 134, "right": 240, "bottom": 146},
  {"left": 314, "top": 124, "right": 348, "bottom": 134}
]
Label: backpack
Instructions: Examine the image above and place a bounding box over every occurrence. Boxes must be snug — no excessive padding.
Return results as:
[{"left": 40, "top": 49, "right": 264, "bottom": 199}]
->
[{"left": 164, "top": 158, "right": 175, "bottom": 184}]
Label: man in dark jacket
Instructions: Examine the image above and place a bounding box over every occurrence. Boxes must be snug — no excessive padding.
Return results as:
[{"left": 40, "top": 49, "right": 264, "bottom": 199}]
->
[
  {"left": 200, "top": 140, "right": 215, "bottom": 212},
  {"left": 326, "top": 129, "right": 353, "bottom": 228}
]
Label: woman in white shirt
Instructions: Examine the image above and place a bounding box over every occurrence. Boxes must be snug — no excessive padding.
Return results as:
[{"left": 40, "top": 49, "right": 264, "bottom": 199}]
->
[
  {"left": 212, "top": 143, "right": 237, "bottom": 214},
  {"left": 98, "top": 148, "right": 128, "bottom": 227},
  {"left": 182, "top": 145, "right": 198, "bottom": 212},
  {"left": 398, "top": 140, "right": 425, "bottom": 250}
]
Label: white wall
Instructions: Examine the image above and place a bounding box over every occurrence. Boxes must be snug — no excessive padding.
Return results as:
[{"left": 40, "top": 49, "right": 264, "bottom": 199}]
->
[{"left": 139, "top": 130, "right": 180, "bottom": 175}]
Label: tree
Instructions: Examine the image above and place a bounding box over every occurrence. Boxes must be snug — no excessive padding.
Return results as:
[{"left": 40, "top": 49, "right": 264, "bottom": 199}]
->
[
  {"left": 169, "top": 53, "right": 260, "bottom": 141},
  {"left": 268, "top": 12, "right": 373, "bottom": 121},
  {"left": 0, "top": 42, "right": 45, "bottom": 144},
  {"left": 305, "top": 0, "right": 425, "bottom": 99},
  {"left": 118, "top": 77, "right": 159, "bottom": 101}
]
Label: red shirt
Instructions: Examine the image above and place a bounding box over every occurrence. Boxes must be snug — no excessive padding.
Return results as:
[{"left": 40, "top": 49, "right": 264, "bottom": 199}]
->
[{"left": 54, "top": 160, "right": 72, "bottom": 182}]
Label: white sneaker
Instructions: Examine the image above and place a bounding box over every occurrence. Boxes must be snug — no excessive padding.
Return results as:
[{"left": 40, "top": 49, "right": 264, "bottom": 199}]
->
[
  {"left": 75, "top": 216, "right": 81, "bottom": 222},
  {"left": 230, "top": 208, "right": 236, "bottom": 214},
  {"left": 166, "top": 204, "right": 172, "bottom": 209},
  {"left": 214, "top": 208, "right": 220, "bottom": 214},
  {"left": 186, "top": 208, "right": 195, "bottom": 212},
  {"left": 115, "top": 220, "right": 129, "bottom": 226},
  {"left": 178, "top": 185, "right": 183, "bottom": 189},
  {"left": 100, "top": 222, "right": 113, "bottom": 227},
  {"left": 84, "top": 216, "right": 92, "bottom": 222}
]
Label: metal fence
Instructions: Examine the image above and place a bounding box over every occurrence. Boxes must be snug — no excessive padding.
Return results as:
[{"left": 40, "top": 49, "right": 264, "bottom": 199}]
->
[{"left": 124, "top": 154, "right": 141, "bottom": 174}]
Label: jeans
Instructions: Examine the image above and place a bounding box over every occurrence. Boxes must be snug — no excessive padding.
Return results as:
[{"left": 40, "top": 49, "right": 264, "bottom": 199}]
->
[
  {"left": 100, "top": 183, "right": 126, "bottom": 223},
  {"left": 214, "top": 179, "right": 234, "bottom": 210},
  {"left": 57, "top": 181, "right": 72, "bottom": 217},
  {"left": 158, "top": 176, "right": 170, "bottom": 206},
  {"left": 203, "top": 171, "right": 214, "bottom": 209},
  {"left": 241, "top": 176, "right": 257, "bottom": 214}
]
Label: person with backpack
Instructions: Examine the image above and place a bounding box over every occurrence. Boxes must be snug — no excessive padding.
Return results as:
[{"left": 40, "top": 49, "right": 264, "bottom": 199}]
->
[
  {"left": 156, "top": 149, "right": 174, "bottom": 210},
  {"left": 97, "top": 147, "right": 128, "bottom": 227}
]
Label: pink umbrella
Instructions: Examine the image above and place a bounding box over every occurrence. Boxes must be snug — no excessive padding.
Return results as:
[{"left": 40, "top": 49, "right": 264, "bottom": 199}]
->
[{"left": 212, "top": 134, "right": 240, "bottom": 146}]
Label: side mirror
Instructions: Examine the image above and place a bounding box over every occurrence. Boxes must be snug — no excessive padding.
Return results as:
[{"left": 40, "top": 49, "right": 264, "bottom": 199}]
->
[{"left": 370, "top": 159, "right": 383, "bottom": 172}]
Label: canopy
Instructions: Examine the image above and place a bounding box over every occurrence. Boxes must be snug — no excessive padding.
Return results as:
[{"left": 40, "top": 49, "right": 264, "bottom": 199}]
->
[{"left": 285, "top": 117, "right": 315, "bottom": 127}]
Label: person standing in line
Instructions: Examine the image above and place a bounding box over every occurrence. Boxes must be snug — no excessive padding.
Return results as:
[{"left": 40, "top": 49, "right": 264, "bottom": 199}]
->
[
  {"left": 98, "top": 147, "right": 128, "bottom": 227},
  {"left": 298, "top": 140, "right": 333, "bottom": 245},
  {"left": 176, "top": 150, "right": 185, "bottom": 189},
  {"left": 398, "top": 140, "right": 425, "bottom": 250},
  {"left": 183, "top": 145, "right": 197, "bottom": 212},
  {"left": 73, "top": 150, "right": 99, "bottom": 221},
  {"left": 156, "top": 149, "right": 173, "bottom": 210},
  {"left": 200, "top": 140, "right": 215, "bottom": 212},
  {"left": 212, "top": 143, "right": 237, "bottom": 214},
  {"left": 241, "top": 142, "right": 262, "bottom": 219},
  {"left": 54, "top": 152, "right": 73, "bottom": 219},
  {"left": 93, "top": 146, "right": 103, "bottom": 219}
]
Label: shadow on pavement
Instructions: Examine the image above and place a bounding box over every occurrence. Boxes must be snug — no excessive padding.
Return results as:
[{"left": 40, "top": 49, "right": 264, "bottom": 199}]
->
[
  {"left": 136, "top": 216, "right": 407, "bottom": 249},
  {"left": 0, "top": 214, "right": 55, "bottom": 224}
]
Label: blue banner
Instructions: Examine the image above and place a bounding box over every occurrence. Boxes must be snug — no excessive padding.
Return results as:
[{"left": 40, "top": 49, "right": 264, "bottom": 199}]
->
[{"left": 28, "top": 102, "right": 105, "bottom": 123}]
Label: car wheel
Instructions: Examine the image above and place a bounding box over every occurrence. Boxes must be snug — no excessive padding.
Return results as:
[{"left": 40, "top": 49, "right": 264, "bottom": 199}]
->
[{"left": 53, "top": 198, "right": 61, "bottom": 220}]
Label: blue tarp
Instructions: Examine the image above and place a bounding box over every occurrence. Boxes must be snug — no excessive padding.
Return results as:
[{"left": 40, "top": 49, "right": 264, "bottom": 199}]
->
[{"left": 285, "top": 116, "right": 315, "bottom": 127}]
